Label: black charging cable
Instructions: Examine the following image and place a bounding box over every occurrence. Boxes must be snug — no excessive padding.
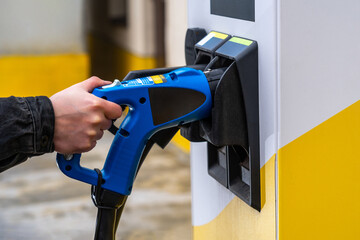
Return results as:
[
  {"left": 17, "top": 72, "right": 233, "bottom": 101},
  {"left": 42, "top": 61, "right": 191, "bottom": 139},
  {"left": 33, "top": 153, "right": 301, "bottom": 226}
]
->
[{"left": 92, "top": 169, "right": 126, "bottom": 240}]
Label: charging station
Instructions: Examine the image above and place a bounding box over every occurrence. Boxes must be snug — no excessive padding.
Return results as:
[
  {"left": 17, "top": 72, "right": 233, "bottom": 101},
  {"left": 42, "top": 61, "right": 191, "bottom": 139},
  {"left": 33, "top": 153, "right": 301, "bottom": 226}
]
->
[{"left": 188, "top": 1, "right": 360, "bottom": 240}]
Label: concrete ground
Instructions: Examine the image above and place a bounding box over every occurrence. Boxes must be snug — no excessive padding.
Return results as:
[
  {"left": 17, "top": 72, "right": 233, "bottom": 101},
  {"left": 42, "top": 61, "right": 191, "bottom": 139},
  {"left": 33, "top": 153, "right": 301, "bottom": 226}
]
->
[{"left": 0, "top": 132, "right": 192, "bottom": 240}]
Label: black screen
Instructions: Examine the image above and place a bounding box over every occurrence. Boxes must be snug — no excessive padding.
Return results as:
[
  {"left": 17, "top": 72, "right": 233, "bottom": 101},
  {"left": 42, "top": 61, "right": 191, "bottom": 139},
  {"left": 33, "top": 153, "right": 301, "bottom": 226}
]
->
[{"left": 211, "top": 0, "right": 255, "bottom": 22}]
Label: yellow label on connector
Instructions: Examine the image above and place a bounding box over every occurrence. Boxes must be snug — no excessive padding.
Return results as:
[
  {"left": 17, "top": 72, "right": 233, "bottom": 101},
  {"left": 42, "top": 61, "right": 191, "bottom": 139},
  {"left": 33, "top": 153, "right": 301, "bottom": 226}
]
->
[
  {"left": 229, "top": 37, "right": 253, "bottom": 46},
  {"left": 151, "top": 75, "right": 166, "bottom": 84},
  {"left": 197, "top": 32, "right": 229, "bottom": 46},
  {"left": 212, "top": 31, "right": 228, "bottom": 40}
]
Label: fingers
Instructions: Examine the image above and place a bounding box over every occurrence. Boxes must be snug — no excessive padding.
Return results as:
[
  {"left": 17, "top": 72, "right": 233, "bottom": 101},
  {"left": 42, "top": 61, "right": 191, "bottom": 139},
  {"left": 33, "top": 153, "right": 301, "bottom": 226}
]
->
[
  {"left": 52, "top": 76, "right": 120, "bottom": 154},
  {"left": 98, "top": 98, "right": 123, "bottom": 120},
  {"left": 80, "top": 76, "right": 112, "bottom": 92},
  {"left": 81, "top": 140, "right": 97, "bottom": 153},
  {"left": 95, "top": 130, "right": 104, "bottom": 141},
  {"left": 82, "top": 130, "right": 103, "bottom": 152},
  {"left": 99, "top": 118, "right": 112, "bottom": 131},
  {"left": 81, "top": 77, "right": 123, "bottom": 119}
]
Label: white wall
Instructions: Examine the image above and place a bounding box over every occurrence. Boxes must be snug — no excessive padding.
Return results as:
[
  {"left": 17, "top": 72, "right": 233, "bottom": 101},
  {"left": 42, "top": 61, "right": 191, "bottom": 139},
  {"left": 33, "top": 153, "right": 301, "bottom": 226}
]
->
[
  {"left": 119, "top": 0, "right": 156, "bottom": 56},
  {"left": 86, "top": 0, "right": 186, "bottom": 60},
  {"left": 0, "top": 0, "right": 85, "bottom": 55},
  {"left": 279, "top": 0, "right": 360, "bottom": 147},
  {"left": 164, "top": 0, "right": 188, "bottom": 67}
]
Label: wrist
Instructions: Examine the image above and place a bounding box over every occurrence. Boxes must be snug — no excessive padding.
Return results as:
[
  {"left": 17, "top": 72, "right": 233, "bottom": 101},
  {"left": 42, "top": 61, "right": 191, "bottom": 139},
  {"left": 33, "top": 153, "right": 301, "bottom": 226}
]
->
[{"left": 25, "top": 96, "right": 55, "bottom": 153}]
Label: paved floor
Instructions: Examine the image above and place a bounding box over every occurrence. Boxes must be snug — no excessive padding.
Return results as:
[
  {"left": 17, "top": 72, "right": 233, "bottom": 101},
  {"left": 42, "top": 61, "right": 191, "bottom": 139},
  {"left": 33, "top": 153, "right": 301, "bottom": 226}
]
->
[{"left": 0, "top": 132, "right": 192, "bottom": 240}]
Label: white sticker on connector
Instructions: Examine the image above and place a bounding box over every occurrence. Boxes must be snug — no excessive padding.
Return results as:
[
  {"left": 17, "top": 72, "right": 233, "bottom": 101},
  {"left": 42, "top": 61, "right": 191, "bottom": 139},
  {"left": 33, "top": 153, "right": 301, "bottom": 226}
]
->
[
  {"left": 121, "top": 77, "right": 154, "bottom": 87},
  {"left": 197, "top": 32, "right": 215, "bottom": 46}
]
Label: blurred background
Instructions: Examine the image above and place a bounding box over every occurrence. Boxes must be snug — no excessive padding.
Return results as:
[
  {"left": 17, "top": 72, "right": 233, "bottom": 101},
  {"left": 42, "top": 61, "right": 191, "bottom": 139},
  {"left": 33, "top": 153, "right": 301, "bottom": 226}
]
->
[{"left": 0, "top": 0, "right": 192, "bottom": 239}]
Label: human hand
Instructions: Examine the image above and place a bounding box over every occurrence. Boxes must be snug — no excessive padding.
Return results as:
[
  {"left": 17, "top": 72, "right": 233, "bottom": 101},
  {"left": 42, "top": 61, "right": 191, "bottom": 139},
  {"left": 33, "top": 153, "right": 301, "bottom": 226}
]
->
[{"left": 50, "top": 77, "right": 122, "bottom": 154}]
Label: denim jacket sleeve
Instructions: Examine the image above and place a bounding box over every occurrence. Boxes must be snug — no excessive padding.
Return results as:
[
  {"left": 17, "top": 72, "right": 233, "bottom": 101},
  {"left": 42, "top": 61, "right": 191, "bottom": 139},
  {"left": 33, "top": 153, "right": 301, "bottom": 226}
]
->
[{"left": 0, "top": 96, "right": 55, "bottom": 172}]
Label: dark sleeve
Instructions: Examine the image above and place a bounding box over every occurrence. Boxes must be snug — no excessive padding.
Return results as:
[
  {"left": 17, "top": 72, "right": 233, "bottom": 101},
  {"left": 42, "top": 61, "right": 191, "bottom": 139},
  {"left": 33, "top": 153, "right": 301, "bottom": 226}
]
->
[{"left": 0, "top": 96, "right": 55, "bottom": 172}]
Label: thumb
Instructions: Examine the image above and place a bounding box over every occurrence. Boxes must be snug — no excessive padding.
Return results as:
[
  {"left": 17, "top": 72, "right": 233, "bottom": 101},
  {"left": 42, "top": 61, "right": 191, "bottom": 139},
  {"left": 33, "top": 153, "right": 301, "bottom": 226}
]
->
[{"left": 80, "top": 76, "right": 112, "bottom": 92}]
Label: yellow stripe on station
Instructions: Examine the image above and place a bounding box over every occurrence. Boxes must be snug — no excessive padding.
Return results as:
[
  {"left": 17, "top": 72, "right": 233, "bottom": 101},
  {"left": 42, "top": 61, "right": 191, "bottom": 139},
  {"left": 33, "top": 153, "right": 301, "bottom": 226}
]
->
[
  {"left": 0, "top": 54, "right": 89, "bottom": 97},
  {"left": 278, "top": 100, "right": 360, "bottom": 240},
  {"left": 193, "top": 155, "right": 276, "bottom": 240}
]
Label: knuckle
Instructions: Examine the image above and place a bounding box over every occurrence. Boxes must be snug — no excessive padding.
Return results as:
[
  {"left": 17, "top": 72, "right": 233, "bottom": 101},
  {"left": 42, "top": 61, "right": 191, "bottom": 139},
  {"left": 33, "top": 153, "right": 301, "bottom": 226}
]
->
[
  {"left": 105, "top": 119, "right": 112, "bottom": 129},
  {"left": 90, "top": 115, "right": 102, "bottom": 125},
  {"left": 82, "top": 140, "right": 96, "bottom": 152},
  {"left": 90, "top": 98, "right": 102, "bottom": 109},
  {"left": 97, "top": 130, "right": 104, "bottom": 140},
  {"left": 88, "top": 76, "right": 101, "bottom": 82},
  {"left": 85, "top": 99, "right": 102, "bottom": 113},
  {"left": 87, "top": 130, "right": 97, "bottom": 138}
]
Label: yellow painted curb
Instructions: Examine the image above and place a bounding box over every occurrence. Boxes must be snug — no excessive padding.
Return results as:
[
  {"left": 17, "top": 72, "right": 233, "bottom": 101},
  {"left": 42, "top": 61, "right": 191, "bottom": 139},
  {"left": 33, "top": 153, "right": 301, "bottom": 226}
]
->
[{"left": 0, "top": 54, "right": 89, "bottom": 97}]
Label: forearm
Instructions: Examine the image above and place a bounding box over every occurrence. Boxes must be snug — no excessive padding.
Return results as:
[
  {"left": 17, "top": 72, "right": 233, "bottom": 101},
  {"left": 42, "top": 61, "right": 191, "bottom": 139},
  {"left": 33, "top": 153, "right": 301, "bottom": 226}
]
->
[{"left": 0, "top": 96, "right": 55, "bottom": 172}]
